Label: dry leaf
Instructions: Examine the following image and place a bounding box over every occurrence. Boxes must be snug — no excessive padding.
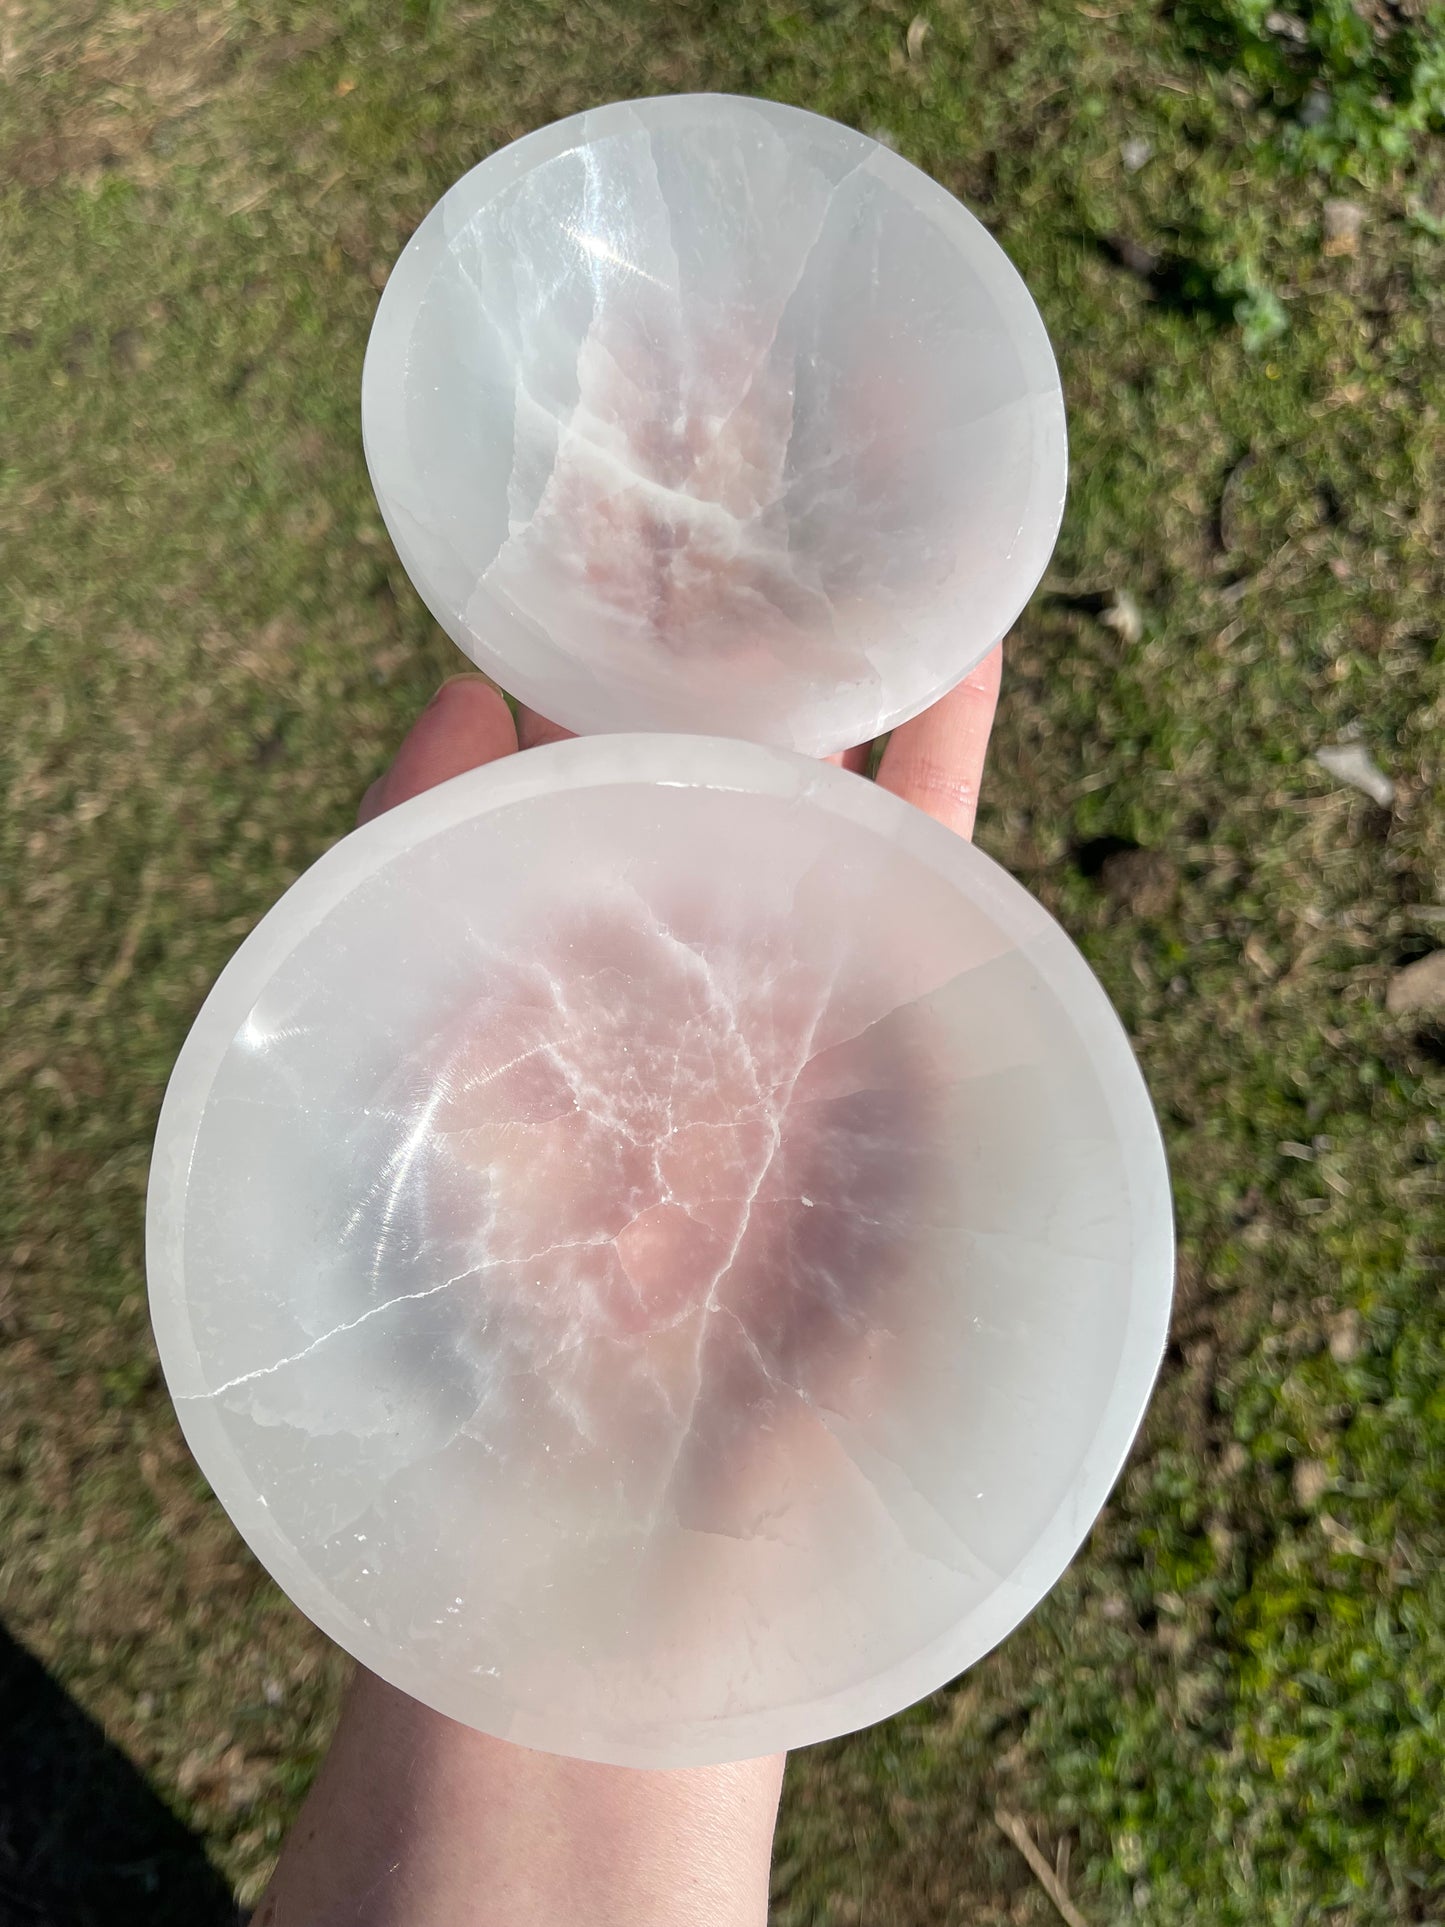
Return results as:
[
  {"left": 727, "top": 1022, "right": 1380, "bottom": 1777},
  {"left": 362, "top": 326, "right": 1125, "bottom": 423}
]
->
[
  {"left": 1327, "top": 1307, "right": 1363, "bottom": 1365},
  {"left": 1244, "top": 931, "right": 1278, "bottom": 979},
  {"left": 1322, "top": 198, "right": 1364, "bottom": 257},
  {"left": 1265, "top": 9, "right": 1310, "bottom": 42},
  {"left": 1292, "top": 1458, "right": 1330, "bottom": 1508},
  {"left": 1385, "top": 950, "right": 1445, "bottom": 1016},
  {"left": 1313, "top": 740, "right": 1395, "bottom": 808},
  {"left": 1101, "top": 589, "right": 1143, "bottom": 645}
]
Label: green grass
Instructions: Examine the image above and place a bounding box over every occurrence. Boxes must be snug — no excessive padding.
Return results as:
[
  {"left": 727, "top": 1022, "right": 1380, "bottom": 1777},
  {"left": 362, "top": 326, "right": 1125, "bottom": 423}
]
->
[{"left": 2, "top": 1, "right": 1442, "bottom": 1920}]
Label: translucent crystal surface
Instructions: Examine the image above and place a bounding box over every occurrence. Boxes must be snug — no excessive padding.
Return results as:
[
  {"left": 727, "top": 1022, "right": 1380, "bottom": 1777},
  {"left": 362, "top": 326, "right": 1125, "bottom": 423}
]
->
[
  {"left": 362, "top": 96, "right": 1067, "bottom": 754},
  {"left": 148, "top": 739, "right": 1172, "bottom": 1766}
]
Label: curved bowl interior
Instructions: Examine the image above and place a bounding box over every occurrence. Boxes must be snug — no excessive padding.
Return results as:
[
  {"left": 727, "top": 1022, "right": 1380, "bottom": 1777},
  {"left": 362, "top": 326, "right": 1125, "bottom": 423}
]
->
[
  {"left": 147, "top": 738, "right": 1170, "bottom": 1767},
  {"left": 363, "top": 96, "right": 1067, "bottom": 754}
]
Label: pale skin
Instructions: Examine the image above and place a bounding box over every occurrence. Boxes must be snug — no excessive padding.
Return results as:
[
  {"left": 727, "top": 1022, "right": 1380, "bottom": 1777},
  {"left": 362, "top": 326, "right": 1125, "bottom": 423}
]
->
[{"left": 256, "top": 647, "right": 1001, "bottom": 1927}]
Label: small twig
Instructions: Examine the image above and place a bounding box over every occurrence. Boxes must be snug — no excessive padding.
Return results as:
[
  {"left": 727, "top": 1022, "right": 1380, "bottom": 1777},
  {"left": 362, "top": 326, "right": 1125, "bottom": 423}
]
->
[
  {"left": 89, "top": 860, "right": 161, "bottom": 1011},
  {"left": 306, "top": 166, "right": 348, "bottom": 207},
  {"left": 995, "top": 1809, "right": 1094, "bottom": 1927},
  {"left": 1218, "top": 535, "right": 1297, "bottom": 606}
]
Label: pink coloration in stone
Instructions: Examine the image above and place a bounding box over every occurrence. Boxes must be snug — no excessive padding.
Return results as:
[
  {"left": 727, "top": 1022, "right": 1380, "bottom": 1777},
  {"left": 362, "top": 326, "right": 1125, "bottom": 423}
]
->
[
  {"left": 362, "top": 96, "right": 1068, "bottom": 753},
  {"left": 147, "top": 738, "right": 1173, "bottom": 1767},
  {"left": 340, "top": 893, "right": 938, "bottom": 1533}
]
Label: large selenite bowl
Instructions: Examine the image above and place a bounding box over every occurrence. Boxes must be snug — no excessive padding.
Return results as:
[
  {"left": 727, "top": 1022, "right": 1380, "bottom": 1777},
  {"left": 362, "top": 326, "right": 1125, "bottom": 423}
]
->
[
  {"left": 147, "top": 738, "right": 1172, "bottom": 1767},
  {"left": 362, "top": 96, "right": 1068, "bottom": 756}
]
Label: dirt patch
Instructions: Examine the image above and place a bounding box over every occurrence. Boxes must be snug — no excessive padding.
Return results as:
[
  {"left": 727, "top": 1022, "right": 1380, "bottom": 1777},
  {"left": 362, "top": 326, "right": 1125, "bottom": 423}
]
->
[{"left": 4, "top": 4, "right": 239, "bottom": 189}]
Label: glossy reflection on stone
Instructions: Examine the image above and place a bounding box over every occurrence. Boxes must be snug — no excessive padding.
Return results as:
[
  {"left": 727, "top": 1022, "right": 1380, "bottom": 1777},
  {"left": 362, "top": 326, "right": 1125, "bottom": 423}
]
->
[
  {"left": 349, "top": 897, "right": 938, "bottom": 1531},
  {"left": 148, "top": 741, "right": 1173, "bottom": 1766}
]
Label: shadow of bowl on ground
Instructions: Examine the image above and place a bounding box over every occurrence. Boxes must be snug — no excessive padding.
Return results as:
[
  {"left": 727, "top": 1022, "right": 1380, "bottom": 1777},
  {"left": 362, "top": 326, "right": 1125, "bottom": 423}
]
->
[{"left": 0, "top": 1621, "right": 238, "bottom": 1927}]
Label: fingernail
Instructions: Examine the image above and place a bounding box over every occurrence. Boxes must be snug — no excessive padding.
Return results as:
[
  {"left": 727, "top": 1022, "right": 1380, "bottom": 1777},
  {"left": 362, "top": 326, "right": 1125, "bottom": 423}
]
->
[{"left": 428, "top": 670, "right": 499, "bottom": 706}]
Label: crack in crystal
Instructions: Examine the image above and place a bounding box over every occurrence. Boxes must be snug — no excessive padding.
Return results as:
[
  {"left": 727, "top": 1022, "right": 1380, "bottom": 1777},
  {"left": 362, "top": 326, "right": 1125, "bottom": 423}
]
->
[
  {"left": 179, "top": 1264, "right": 483, "bottom": 1401},
  {"left": 202, "top": 884, "right": 991, "bottom": 1578},
  {"left": 503, "top": 379, "right": 789, "bottom": 540},
  {"left": 640, "top": 947, "right": 837, "bottom": 1532}
]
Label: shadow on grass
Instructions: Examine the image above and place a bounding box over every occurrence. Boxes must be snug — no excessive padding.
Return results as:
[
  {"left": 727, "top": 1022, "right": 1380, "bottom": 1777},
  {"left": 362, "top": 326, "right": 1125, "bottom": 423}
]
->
[
  {"left": 1093, "top": 234, "right": 1242, "bottom": 327},
  {"left": 0, "top": 1622, "right": 238, "bottom": 1926}
]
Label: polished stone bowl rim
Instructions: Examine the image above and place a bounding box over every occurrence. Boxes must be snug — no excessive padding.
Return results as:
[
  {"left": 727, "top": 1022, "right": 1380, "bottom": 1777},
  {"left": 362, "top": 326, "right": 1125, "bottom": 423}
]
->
[
  {"left": 148, "top": 734, "right": 1172, "bottom": 1766},
  {"left": 361, "top": 93, "right": 1069, "bottom": 754}
]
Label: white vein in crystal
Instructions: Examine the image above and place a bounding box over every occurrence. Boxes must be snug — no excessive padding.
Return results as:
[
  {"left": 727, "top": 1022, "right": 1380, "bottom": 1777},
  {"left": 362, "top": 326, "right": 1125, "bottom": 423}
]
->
[
  {"left": 638, "top": 927, "right": 838, "bottom": 1532},
  {"left": 371, "top": 92, "right": 1068, "bottom": 759},
  {"left": 179, "top": 1266, "right": 482, "bottom": 1400},
  {"left": 181, "top": 808, "right": 1137, "bottom": 1747},
  {"left": 157, "top": 346, "right": 1155, "bottom": 1761}
]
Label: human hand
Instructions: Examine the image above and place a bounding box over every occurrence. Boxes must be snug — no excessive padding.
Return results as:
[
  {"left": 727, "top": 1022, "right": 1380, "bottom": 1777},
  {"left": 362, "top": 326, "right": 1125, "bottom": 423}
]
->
[
  {"left": 358, "top": 645, "right": 1001, "bottom": 839},
  {"left": 259, "top": 655, "right": 1001, "bottom": 1926}
]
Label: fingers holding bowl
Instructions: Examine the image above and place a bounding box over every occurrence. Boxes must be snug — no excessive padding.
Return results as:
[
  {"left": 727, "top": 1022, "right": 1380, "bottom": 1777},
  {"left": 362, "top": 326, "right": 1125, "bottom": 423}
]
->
[
  {"left": 874, "top": 645, "right": 1002, "bottom": 841},
  {"left": 358, "top": 675, "right": 519, "bottom": 824}
]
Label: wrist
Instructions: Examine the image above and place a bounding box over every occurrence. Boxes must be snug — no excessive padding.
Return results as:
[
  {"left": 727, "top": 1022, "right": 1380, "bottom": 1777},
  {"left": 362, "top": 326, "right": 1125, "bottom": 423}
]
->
[{"left": 259, "top": 1667, "right": 785, "bottom": 1926}]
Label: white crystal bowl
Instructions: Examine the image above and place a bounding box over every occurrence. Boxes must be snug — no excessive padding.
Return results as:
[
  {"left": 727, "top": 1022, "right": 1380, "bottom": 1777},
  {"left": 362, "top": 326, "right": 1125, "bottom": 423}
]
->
[
  {"left": 147, "top": 738, "right": 1170, "bottom": 1767},
  {"left": 362, "top": 96, "right": 1068, "bottom": 756}
]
